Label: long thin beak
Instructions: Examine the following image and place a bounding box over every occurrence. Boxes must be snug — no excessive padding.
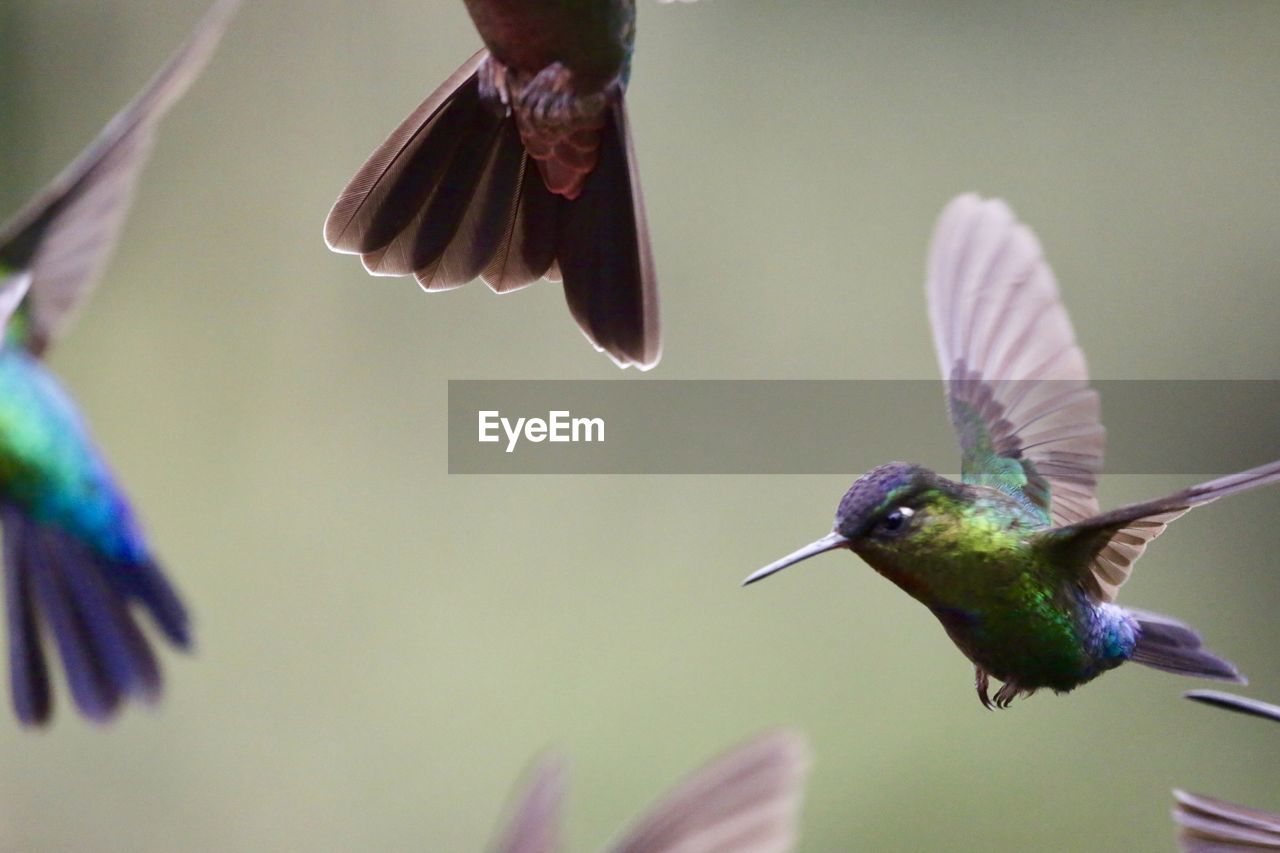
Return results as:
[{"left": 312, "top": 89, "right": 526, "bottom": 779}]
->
[{"left": 742, "top": 532, "right": 851, "bottom": 587}]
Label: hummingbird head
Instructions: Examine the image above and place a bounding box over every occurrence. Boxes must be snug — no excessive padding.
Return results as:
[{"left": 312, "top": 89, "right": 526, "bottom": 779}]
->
[{"left": 742, "top": 462, "right": 961, "bottom": 587}]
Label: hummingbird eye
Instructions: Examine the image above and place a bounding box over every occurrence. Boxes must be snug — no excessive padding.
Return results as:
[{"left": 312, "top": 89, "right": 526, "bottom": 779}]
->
[{"left": 877, "top": 506, "right": 915, "bottom": 537}]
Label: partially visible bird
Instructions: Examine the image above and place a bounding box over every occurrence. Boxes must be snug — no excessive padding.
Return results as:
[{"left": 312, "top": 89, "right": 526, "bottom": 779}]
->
[
  {"left": 491, "top": 730, "right": 810, "bottom": 853},
  {"left": 324, "top": 0, "right": 693, "bottom": 370},
  {"left": 1174, "top": 691, "right": 1280, "bottom": 851},
  {"left": 0, "top": 0, "right": 239, "bottom": 724},
  {"left": 743, "top": 194, "right": 1278, "bottom": 709}
]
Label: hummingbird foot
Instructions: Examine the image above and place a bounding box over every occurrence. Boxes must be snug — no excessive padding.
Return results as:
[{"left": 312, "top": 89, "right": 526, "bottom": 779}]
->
[
  {"left": 975, "top": 667, "right": 1036, "bottom": 710},
  {"left": 993, "top": 681, "right": 1035, "bottom": 709}
]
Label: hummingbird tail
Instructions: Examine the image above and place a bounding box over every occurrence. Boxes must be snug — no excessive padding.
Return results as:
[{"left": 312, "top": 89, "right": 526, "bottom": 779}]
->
[
  {"left": 324, "top": 52, "right": 659, "bottom": 368},
  {"left": 1129, "top": 610, "right": 1245, "bottom": 684},
  {"left": 0, "top": 505, "right": 190, "bottom": 725}
]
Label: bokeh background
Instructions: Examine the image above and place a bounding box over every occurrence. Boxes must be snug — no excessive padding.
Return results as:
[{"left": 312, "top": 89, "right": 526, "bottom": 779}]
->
[{"left": 2, "top": 1, "right": 1279, "bottom": 850}]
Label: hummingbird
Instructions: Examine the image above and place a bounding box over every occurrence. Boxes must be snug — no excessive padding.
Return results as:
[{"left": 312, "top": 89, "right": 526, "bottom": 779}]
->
[
  {"left": 0, "top": 0, "right": 238, "bottom": 724},
  {"left": 323, "top": 0, "right": 693, "bottom": 370},
  {"left": 491, "top": 730, "right": 809, "bottom": 853},
  {"left": 743, "top": 193, "right": 1279, "bottom": 709},
  {"left": 1173, "top": 691, "right": 1280, "bottom": 851}
]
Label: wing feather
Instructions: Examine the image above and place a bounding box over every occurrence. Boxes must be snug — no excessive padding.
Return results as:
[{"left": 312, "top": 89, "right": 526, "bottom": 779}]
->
[
  {"left": 1174, "top": 790, "right": 1280, "bottom": 851},
  {"left": 1186, "top": 691, "right": 1280, "bottom": 724},
  {"left": 1039, "top": 459, "right": 1280, "bottom": 600},
  {"left": 608, "top": 730, "right": 810, "bottom": 853},
  {"left": 0, "top": 0, "right": 240, "bottom": 355},
  {"left": 926, "top": 194, "right": 1103, "bottom": 527},
  {"left": 492, "top": 756, "right": 566, "bottom": 853}
]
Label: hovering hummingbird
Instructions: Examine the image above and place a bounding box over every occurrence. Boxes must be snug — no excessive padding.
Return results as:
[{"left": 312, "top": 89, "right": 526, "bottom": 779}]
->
[
  {"left": 1173, "top": 691, "right": 1280, "bottom": 851},
  {"left": 491, "top": 730, "right": 809, "bottom": 853},
  {"left": 0, "top": 0, "right": 238, "bottom": 724},
  {"left": 323, "top": 0, "right": 695, "bottom": 370},
  {"left": 744, "top": 194, "right": 1280, "bottom": 709}
]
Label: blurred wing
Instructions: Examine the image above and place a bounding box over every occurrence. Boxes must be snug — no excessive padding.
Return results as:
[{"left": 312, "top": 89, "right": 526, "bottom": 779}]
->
[
  {"left": 609, "top": 731, "right": 810, "bottom": 853},
  {"left": 0, "top": 0, "right": 239, "bottom": 357},
  {"left": 1037, "top": 460, "right": 1280, "bottom": 600},
  {"left": 1186, "top": 691, "right": 1280, "bottom": 725},
  {"left": 1174, "top": 790, "right": 1280, "bottom": 851},
  {"left": 926, "top": 194, "right": 1103, "bottom": 528},
  {"left": 492, "top": 756, "right": 566, "bottom": 853}
]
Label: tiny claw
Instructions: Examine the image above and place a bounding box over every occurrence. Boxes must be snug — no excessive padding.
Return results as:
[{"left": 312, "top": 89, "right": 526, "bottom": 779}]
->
[{"left": 975, "top": 667, "right": 994, "bottom": 711}]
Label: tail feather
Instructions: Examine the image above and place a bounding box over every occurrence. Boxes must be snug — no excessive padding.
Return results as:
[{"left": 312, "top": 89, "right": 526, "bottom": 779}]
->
[
  {"left": 107, "top": 558, "right": 192, "bottom": 650},
  {"left": 26, "top": 537, "right": 121, "bottom": 722},
  {"left": 557, "top": 101, "right": 659, "bottom": 369},
  {"left": 481, "top": 157, "right": 558, "bottom": 293},
  {"left": 2, "top": 510, "right": 50, "bottom": 724},
  {"left": 324, "top": 50, "right": 488, "bottom": 254},
  {"left": 0, "top": 505, "right": 187, "bottom": 724},
  {"left": 1131, "top": 611, "right": 1244, "bottom": 684},
  {"left": 357, "top": 75, "right": 492, "bottom": 277},
  {"left": 426, "top": 120, "right": 525, "bottom": 290},
  {"left": 44, "top": 531, "right": 161, "bottom": 698}
]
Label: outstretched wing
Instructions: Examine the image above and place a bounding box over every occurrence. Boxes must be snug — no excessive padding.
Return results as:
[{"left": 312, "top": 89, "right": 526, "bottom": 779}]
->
[
  {"left": 926, "top": 194, "right": 1104, "bottom": 528},
  {"left": 0, "top": 0, "right": 239, "bottom": 356},
  {"left": 609, "top": 730, "right": 810, "bottom": 853},
  {"left": 491, "top": 756, "right": 566, "bottom": 853},
  {"left": 1037, "top": 460, "right": 1280, "bottom": 601}
]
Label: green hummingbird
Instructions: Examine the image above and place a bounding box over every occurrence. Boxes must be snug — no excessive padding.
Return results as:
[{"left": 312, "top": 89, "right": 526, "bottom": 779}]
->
[
  {"left": 743, "top": 194, "right": 1279, "bottom": 709},
  {"left": 0, "top": 0, "right": 238, "bottom": 724},
  {"left": 324, "top": 0, "right": 694, "bottom": 370},
  {"left": 491, "top": 730, "right": 809, "bottom": 853},
  {"left": 1174, "top": 691, "right": 1280, "bottom": 851}
]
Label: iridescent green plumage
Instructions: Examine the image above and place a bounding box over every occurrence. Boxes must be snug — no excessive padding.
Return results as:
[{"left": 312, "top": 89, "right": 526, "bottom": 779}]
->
[{"left": 746, "top": 195, "right": 1278, "bottom": 709}]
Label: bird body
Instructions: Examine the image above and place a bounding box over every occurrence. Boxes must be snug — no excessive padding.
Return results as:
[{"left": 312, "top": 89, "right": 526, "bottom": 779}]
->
[
  {"left": 325, "top": 0, "right": 661, "bottom": 368},
  {"left": 0, "top": 0, "right": 237, "bottom": 724},
  {"left": 0, "top": 339, "right": 148, "bottom": 568},
  {"left": 462, "top": 0, "right": 634, "bottom": 91},
  {"left": 745, "top": 195, "right": 1275, "bottom": 708},
  {"left": 836, "top": 463, "right": 1140, "bottom": 703}
]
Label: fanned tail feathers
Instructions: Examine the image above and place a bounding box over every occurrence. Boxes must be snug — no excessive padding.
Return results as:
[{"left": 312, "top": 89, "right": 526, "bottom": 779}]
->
[
  {"left": 0, "top": 505, "right": 189, "bottom": 725},
  {"left": 324, "top": 54, "right": 659, "bottom": 368}
]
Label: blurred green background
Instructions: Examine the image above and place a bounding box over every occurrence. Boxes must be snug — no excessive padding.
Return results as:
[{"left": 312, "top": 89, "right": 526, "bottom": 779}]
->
[{"left": 2, "top": 1, "right": 1279, "bottom": 850}]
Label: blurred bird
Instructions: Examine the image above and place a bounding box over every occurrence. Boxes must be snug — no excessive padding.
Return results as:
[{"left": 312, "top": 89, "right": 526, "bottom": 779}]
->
[
  {"left": 324, "top": 0, "right": 696, "bottom": 370},
  {"left": 743, "top": 194, "right": 1278, "bottom": 709},
  {"left": 491, "top": 730, "right": 810, "bottom": 853},
  {"left": 0, "top": 0, "right": 239, "bottom": 724},
  {"left": 1173, "top": 690, "right": 1280, "bottom": 851}
]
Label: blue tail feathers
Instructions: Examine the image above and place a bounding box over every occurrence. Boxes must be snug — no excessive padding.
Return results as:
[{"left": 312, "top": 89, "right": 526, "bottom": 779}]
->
[
  {"left": 1129, "top": 609, "right": 1244, "bottom": 684},
  {"left": 0, "top": 504, "right": 189, "bottom": 725}
]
